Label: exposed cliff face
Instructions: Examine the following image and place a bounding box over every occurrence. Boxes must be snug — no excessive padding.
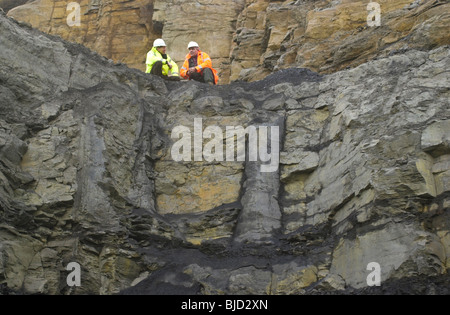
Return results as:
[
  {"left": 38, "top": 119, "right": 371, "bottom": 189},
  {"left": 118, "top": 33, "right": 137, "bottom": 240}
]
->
[
  {"left": 0, "top": 11, "right": 450, "bottom": 295},
  {"left": 5, "top": 0, "right": 245, "bottom": 83},
  {"left": 231, "top": 0, "right": 450, "bottom": 81},
  {"left": 5, "top": 0, "right": 450, "bottom": 84}
]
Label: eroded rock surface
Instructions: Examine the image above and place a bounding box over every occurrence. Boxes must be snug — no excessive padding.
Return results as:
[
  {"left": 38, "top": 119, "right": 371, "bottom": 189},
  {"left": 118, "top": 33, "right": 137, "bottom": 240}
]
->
[{"left": 5, "top": 0, "right": 450, "bottom": 83}]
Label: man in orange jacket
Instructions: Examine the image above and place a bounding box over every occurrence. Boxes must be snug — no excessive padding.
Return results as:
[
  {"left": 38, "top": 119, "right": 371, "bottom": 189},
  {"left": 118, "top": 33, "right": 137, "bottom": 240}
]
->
[{"left": 180, "top": 41, "right": 219, "bottom": 85}]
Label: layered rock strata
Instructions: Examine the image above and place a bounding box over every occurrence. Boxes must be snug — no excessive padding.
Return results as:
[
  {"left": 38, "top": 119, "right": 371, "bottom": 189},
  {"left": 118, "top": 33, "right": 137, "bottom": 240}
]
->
[
  {"left": 0, "top": 12, "right": 449, "bottom": 294},
  {"left": 5, "top": 0, "right": 450, "bottom": 83}
]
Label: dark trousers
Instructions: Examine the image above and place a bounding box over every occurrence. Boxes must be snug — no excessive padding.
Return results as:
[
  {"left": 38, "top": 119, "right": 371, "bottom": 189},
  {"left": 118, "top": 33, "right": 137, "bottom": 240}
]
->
[
  {"left": 150, "top": 61, "right": 164, "bottom": 76},
  {"left": 190, "top": 68, "right": 215, "bottom": 84}
]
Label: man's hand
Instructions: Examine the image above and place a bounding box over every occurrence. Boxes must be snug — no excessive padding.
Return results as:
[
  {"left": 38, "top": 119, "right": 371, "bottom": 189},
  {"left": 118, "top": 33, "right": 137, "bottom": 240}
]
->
[
  {"left": 163, "top": 60, "right": 172, "bottom": 69},
  {"left": 188, "top": 67, "right": 197, "bottom": 75}
]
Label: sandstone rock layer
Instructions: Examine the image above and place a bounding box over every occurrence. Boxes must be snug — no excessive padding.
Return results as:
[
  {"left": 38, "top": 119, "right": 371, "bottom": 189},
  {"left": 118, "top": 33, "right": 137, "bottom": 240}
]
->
[{"left": 5, "top": 0, "right": 450, "bottom": 83}]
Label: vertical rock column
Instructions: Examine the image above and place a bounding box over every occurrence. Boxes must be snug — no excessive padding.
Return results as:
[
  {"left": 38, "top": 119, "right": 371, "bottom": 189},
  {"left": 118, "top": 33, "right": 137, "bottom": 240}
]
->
[
  {"left": 77, "top": 115, "right": 119, "bottom": 231},
  {"left": 233, "top": 114, "right": 284, "bottom": 244}
]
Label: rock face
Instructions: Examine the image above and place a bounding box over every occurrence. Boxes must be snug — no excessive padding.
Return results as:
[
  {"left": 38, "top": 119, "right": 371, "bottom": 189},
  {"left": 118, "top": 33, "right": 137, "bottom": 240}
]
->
[
  {"left": 5, "top": 0, "right": 450, "bottom": 84},
  {"left": 230, "top": 0, "right": 450, "bottom": 82},
  {"left": 1, "top": 12, "right": 450, "bottom": 295}
]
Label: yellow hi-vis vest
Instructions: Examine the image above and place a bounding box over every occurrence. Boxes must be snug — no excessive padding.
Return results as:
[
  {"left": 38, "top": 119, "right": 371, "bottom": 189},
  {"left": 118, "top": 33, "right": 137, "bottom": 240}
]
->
[{"left": 145, "top": 47, "right": 179, "bottom": 76}]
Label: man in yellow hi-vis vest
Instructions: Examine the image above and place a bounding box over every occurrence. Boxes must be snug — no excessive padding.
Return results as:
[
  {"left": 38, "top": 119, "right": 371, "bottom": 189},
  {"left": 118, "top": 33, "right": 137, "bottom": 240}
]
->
[{"left": 145, "top": 39, "right": 180, "bottom": 80}]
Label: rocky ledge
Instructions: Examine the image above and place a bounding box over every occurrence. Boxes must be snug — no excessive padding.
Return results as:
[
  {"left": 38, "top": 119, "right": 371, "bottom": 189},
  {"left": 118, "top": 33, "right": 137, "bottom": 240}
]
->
[
  {"left": 5, "top": 0, "right": 450, "bottom": 83},
  {"left": 0, "top": 11, "right": 449, "bottom": 294}
]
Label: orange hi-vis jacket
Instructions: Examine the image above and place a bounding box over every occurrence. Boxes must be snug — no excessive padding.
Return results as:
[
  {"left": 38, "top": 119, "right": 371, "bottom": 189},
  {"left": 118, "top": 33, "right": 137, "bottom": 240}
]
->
[{"left": 180, "top": 50, "right": 219, "bottom": 84}]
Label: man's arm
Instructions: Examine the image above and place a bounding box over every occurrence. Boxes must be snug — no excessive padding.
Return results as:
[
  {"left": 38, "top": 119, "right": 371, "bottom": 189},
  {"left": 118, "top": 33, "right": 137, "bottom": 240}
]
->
[
  {"left": 195, "top": 52, "right": 213, "bottom": 72},
  {"left": 161, "top": 54, "right": 172, "bottom": 70},
  {"left": 180, "top": 59, "right": 190, "bottom": 79}
]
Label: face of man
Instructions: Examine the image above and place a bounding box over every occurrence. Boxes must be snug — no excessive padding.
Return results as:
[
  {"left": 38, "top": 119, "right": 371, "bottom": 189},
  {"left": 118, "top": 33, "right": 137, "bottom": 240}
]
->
[
  {"left": 189, "top": 47, "right": 199, "bottom": 57},
  {"left": 156, "top": 46, "right": 167, "bottom": 54}
]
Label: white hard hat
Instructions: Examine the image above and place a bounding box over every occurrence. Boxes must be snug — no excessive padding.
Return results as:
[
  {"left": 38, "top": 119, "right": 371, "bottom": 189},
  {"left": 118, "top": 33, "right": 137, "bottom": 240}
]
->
[
  {"left": 153, "top": 39, "right": 166, "bottom": 47},
  {"left": 187, "top": 41, "right": 199, "bottom": 49}
]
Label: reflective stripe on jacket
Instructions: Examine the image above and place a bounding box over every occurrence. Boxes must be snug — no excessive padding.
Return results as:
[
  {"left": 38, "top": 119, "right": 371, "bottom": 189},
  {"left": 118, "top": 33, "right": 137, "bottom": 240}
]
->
[
  {"left": 180, "top": 51, "right": 219, "bottom": 84},
  {"left": 145, "top": 47, "right": 179, "bottom": 76}
]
